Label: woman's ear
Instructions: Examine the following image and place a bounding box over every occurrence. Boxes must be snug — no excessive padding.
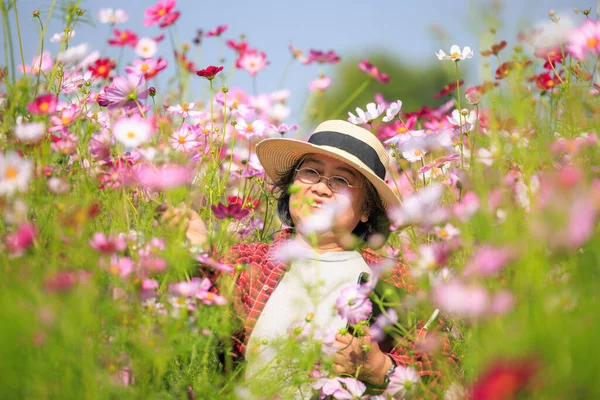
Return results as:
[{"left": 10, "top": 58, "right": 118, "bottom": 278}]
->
[{"left": 360, "top": 213, "right": 369, "bottom": 223}]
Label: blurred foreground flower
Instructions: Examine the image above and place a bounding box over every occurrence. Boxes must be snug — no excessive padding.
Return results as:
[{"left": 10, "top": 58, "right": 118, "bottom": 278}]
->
[
  {"left": 567, "top": 19, "right": 600, "bottom": 60},
  {"left": 27, "top": 93, "right": 57, "bottom": 115},
  {"left": 112, "top": 114, "right": 152, "bottom": 148},
  {"left": 5, "top": 222, "right": 36, "bottom": 256},
  {"left": 358, "top": 59, "right": 389, "bottom": 83},
  {"left": 133, "top": 164, "right": 195, "bottom": 192},
  {"left": 335, "top": 283, "right": 372, "bottom": 324},
  {"left": 471, "top": 358, "right": 539, "bottom": 400},
  {"left": 0, "top": 151, "right": 33, "bottom": 196}
]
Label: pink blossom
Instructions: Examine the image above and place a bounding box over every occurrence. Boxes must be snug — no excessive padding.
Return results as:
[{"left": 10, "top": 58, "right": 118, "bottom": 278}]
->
[
  {"left": 103, "top": 73, "right": 148, "bottom": 110},
  {"left": 490, "top": 290, "right": 514, "bottom": 315},
  {"left": 158, "top": 11, "right": 180, "bottom": 28},
  {"left": 384, "top": 366, "right": 420, "bottom": 398},
  {"left": 306, "top": 49, "right": 341, "bottom": 65},
  {"left": 309, "top": 76, "right": 332, "bottom": 92},
  {"left": 106, "top": 255, "right": 135, "bottom": 277},
  {"left": 143, "top": 0, "right": 176, "bottom": 26},
  {"left": 171, "top": 278, "right": 207, "bottom": 297},
  {"left": 5, "top": 222, "right": 36, "bottom": 255},
  {"left": 169, "top": 123, "right": 201, "bottom": 152},
  {"left": 139, "top": 255, "right": 167, "bottom": 273},
  {"left": 125, "top": 58, "right": 168, "bottom": 80},
  {"left": 133, "top": 163, "right": 195, "bottom": 192},
  {"left": 196, "top": 254, "right": 234, "bottom": 272},
  {"left": 18, "top": 52, "right": 53, "bottom": 75},
  {"left": 567, "top": 19, "right": 600, "bottom": 60},
  {"left": 453, "top": 191, "right": 481, "bottom": 221},
  {"left": 236, "top": 50, "right": 269, "bottom": 76},
  {"left": 463, "top": 245, "right": 514, "bottom": 277},
  {"left": 371, "top": 308, "right": 398, "bottom": 342},
  {"left": 266, "top": 123, "right": 298, "bottom": 136},
  {"left": 48, "top": 103, "right": 79, "bottom": 133},
  {"left": 431, "top": 280, "right": 490, "bottom": 318},
  {"left": 236, "top": 118, "right": 267, "bottom": 139},
  {"left": 166, "top": 103, "right": 202, "bottom": 119},
  {"left": 335, "top": 284, "right": 372, "bottom": 325},
  {"left": 89, "top": 232, "right": 127, "bottom": 254},
  {"left": 333, "top": 377, "right": 366, "bottom": 399},
  {"left": 358, "top": 59, "right": 389, "bottom": 83},
  {"left": 211, "top": 201, "right": 250, "bottom": 220}
]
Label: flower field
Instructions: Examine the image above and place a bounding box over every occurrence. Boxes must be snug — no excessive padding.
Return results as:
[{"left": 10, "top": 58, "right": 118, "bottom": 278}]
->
[{"left": 1, "top": 1, "right": 600, "bottom": 399}]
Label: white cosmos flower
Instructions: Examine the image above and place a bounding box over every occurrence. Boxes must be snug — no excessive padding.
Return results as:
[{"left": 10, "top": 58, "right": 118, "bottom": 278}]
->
[
  {"left": 135, "top": 37, "right": 158, "bottom": 59},
  {"left": 112, "top": 115, "right": 152, "bottom": 148},
  {"left": 98, "top": 8, "right": 128, "bottom": 25},
  {"left": 382, "top": 100, "right": 402, "bottom": 122},
  {"left": 402, "top": 147, "right": 427, "bottom": 162},
  {"left": 0, "top": 151, "right": 34, "bottom": 196},
  {"left": 448, "top": 109, "right": 477, "bottom": 127},
  {"left": 14, "top": 121, "right": 46, "bottom": 143},
  {"left": 436, "top": 45, "right": 474, "bottom": 61},
  {"left": 57, "top": 43, "right": 89, "bottom": 65},
  {"left": 51, "top": 30, "right": 75, "bottom": 43},
  {"left": 347, "top": 102, "right": 385, "bottom": 125},
  {"left": 388, "top": 183, "right": 445, "bottom": 227}
]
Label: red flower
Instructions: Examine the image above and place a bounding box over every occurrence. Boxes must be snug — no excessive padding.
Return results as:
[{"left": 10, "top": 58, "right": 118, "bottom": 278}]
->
[
  {"left": 227, "top": 196, "right": 259, "bottom": 211},
  {"left": 196, "top": 65, "right": 224, "bottom": 81},
  {"left": 433, "top": 80, "right": 464, "bottom": 98},
  {"left": 205, "top": 24, "right": 229, "bottom": 37},
  {"left": 534, "top": 71, "right": 562, "bottom": 91},
  {"left": 108, "top": 29, "right": 138, "bottom": 47},
  {"left": 358, "top": 59, "right": 389, "bottom": 84},
  {"left": 480, "top": 40, "right": 508, "bottom": 56},
  {"left": 471, "top": 358, "right": 539, "bottom": 400},
  {"left": 495, "top": 61, "right": 515, "bottom": 80},
  {"left": 88, "top": 58, "right": 116, "bottom": 79},
  {"left": 27, "top": 93, "right": 58, "bottom": 115}
]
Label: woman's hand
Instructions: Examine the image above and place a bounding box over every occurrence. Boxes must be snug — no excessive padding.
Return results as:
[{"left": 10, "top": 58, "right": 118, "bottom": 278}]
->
[
  {"left": 160, "top": 203, "right": 209, "bottom": 249},
  {"left": 332, "top": 331, "right": 394, "bottom": 385}
]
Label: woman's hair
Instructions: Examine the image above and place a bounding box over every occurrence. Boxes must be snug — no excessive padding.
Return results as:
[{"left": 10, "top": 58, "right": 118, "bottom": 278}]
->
[{"left": 272, "top": 157, "right": 391, "bottom": 246}]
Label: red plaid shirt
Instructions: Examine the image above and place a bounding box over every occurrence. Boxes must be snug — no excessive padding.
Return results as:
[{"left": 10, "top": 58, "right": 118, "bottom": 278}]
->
[{"left": 220, "top": 230, "right": 459, "bottom": 392}]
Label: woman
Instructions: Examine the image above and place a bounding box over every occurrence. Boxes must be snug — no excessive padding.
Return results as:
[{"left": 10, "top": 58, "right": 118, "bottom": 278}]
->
[{"left": 164, "top": 120, "right": 450, "bottom": 397}]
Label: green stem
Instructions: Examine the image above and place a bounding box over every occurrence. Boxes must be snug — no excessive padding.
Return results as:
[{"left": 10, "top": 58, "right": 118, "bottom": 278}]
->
[
  {"left": 1, "top": 2, "right": 16, "bottom": 84},
  {"left": 277, "top": 57, "right": 294, "bottom": 90},
  {"left": 454, "top": 61, "right": 464, "bottom": 170},
  {"left": 1, "top": 2, "right": 11, "bottom": 88},
  {"left": 33, "top": 15, "right": 44, "bottom": 97},
  {"left": 327, "top": 79, "right": 371, "bottom": 120},
  {"left": 12, "top": 0, "right": 25, "bottom": 81}
]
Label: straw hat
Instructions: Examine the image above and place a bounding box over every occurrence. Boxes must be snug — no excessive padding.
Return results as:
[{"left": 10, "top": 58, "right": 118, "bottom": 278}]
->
[{"left": 255, "top": 120, "right": 400, "bottom": 209}]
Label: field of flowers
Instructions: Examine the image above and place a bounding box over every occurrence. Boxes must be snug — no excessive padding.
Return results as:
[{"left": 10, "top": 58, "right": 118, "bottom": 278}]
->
[{"left": 1, "top": 0, "right": 600, "bottom": 399}]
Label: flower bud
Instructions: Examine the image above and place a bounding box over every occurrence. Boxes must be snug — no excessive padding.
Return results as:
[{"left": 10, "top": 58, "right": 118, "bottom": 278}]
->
[
  {"left": 76, "top": 9, "right": 84, "bottom": 16},
  {"left": 221, "top": 86, "right": 229, "bottom": 93},
  {"left": 32, "top": 10, "right": 40, "bottom": 17},
  {"left": 149, "top": 87, "right": 156, "bottom": 97},
  {"left": 583, "top": 8, "right": 591, "bottom": 16},
  {"left": 460, "top": 108, "right": 470, "bottom": 116},
  {"left": 548, "top": 9, "right": 555, "bottom": 17}
]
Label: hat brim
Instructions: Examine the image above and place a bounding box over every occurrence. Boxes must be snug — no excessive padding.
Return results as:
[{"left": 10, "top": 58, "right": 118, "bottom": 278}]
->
[{"left": 255, "top": 137, "right": 401, "bottom": 209}]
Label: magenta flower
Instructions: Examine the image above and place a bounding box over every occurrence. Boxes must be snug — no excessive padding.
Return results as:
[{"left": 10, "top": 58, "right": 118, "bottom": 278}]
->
[
  {"left": 5, "top": 222, "right": 36, "bottom": 256},
  {"left": 567, "top": 19, "right": 600, "bottom": 60},
  {"left": 89, "top": 232, "right": 127, "bottom": 254},
  {"left": 205, "top": 24, "right": 229, "bottom": 37},
  {"left": 139, "top": 255, "right": 167, "bottom": 273},
  {"left": 143, "top": 0, "right": 177, "bottom": 26},
  {"left": 335, "top": 283, "right": 373, "bottom": 325},
  {"left": 463, "top": 245, "right": 514, "bottom": 277},
  {"left": 27, "top": 93, "right": 58, "bottom": 115},
  {"left": 196, "top": 254, "right": 234, "bottom": 272},
  {"left": 358, "top": 60, "right": 389, "bottom": 84},
  {"left": 306, "top": 49, "right": 341, "bottom": 65},
  {"left": 158, "top": 11, "right": 180, "bottom": 28},
  {"left": 133, "top": 163, "right": 195, "bottom": 192},
  {"left": 211, "top": 201, "right": 250, "bottom": 220},
  {"left": 104, "top": 73, "right": 148, "bottom": 110},
  {"left": 431, "top": 280, "right": 490, "bottom": 318},
  {"left": 125, "top": 58, "right": 168, "bottom": 80}
]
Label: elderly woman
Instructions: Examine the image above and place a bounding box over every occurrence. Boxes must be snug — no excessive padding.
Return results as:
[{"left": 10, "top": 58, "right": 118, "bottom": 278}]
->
[{"left": 165, "top": 120, "right": 449, "bottom": 397}]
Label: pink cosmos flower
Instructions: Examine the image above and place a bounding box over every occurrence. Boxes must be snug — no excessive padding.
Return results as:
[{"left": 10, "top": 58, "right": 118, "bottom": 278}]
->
[
  {"left": 205, "top": 24, "right": 229, "bottom": 37},
  {"left": 166, "top": 103, "right": 202, "bottom": 119},
  {"left": 104, "top": 73, "right": 148, "bottom": 110},
  {"left": 358, "top": 60, "right": 389, "bottom": 83},
  {"left": 384, "top": 366, "right": 420, "bottom": 399},
  {"left": 143, "top": 0, "right": 176, "bottom": 26},
  {"left": 335, "top": 283, "right": 373, "bottom": 325},
  {"left": 44, "top": 270, "right": 90, "bottom": 292},
  {"left": 236, "top": 118, "right": 267, "bottom": 139},
  {"left": 567, "top": 19, "right": 600, "bottom": 60},
  {"left": 106, "top": 255, "right": 135, "bottom": 277},
  {"left": 431, "top": 280, "right": 490, "bottom": 318},
  {"left": 18, "top": 52, "right": 53, "bottom": 75},
  {"left": 158, "top": 11, "right": 180, "bottom": 28},
  {"left": 169, "top": 123, "right": 201, "bottom": 152},
  {"left": 126, "top": 58, "right": 168, "bottom": 80},
  {"left": 196, "top": 254, "right": 234, "bottom": 272},
  {"left": 90, "top": 232, "right": 127, "bottom": 254},
  {"left": 306, "top": 49, "right": 341, "bottom": 64},
  {"left": 139, "top": 255, "right": 167, "bottom": 273},
  {"left": 48, "top": 103, "right": 79, "bottom": 133},
  {"left": 89, "top": 130, "right": 114, "bottom": 161},
  {"left": 5, "top": 222, "right": 36, "bottom": 256},
  {"left": 333, "top": 377, "right": 366, "bottom": 399},
  {"left": 370, "top": 308, "right": 398, "bottom": 342},
  {"left": 133, "top": 163, "right": 195, "bottom": 192},
  {"left": 28, "top": 93, "right": 58, "bottom": 115},
  {"left": 236, "top": 50, "right": 269, "bottom": 76},
  {"left": 266, "top": 123, "right": 298, "bottom": 136},
  {"left": 309, "top": 76, "right": 333, "bottom": 92},
  {"left": 98, "top": 8, "right": 128, "bottom": 25},
  {"left": 462, "top": 245, "right": 514, "bottom": 277},
  {"left": 108, "top": 29, "right": 138, "bottom": 47}
]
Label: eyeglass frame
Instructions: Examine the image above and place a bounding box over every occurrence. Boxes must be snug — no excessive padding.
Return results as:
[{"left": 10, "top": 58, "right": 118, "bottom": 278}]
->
[{"left": 293, "top": 167, "right": 362, "bottom": 193}]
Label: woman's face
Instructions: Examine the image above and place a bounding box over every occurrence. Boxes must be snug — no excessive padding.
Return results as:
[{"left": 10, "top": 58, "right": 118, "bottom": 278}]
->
[{"left": 288, "top": 154, "right": 368, "bottom": 237}]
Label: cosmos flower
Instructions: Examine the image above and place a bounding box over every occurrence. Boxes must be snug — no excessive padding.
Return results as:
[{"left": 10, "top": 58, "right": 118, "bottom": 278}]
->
[
  {"left": 436, "top": 45, "right": 474, "bottom": 61},
  {"left": 335, "top": 283, "right": 373, "bottom": 325},
  {"left": 98, "top": 8, "right": 128, "bottom": 25},
  {"left": 112, "top": 115, "right": 152, "bottom": 148}
]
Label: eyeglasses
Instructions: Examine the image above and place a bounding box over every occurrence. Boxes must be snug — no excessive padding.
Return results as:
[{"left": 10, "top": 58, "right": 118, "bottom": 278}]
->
[{"left": 294, "top": 167, "right": 361, "bottom": 193}]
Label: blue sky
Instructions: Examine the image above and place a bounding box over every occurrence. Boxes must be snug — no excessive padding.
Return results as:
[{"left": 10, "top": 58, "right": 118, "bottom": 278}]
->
[{"left": 5, "top": 0, "right": 587, "bottom": 120}]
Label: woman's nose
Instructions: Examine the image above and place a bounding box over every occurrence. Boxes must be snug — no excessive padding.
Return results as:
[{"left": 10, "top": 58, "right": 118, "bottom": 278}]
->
[{"left": 311, "top": 178, "right": 332, "bottom": 195}]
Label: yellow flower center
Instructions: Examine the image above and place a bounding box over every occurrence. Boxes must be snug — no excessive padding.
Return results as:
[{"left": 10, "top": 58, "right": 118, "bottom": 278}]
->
[
  {"left": 97, "top": 65, "right": 107, "bottom": 75},
  {"left": 547, "top": 80, "right": 554, "bottom": 87},
  {"left": 246, "top": 123, "right": 254, "bottom": 133},
  {"left": 158, "top": 8, "right": 166, "bottom": 16},
  {"left": 587, "top": 37, "right": 598, "bottom": 48},
  {"left": 141, "top": 63, "right": 150, "bottom": 72},
  {"left": 109, "top": 265, "right": 120, "bottom": 275},
  {"left": 120, "top": 32, "right": 127, "bottom": 40},
  {"left": 414, "top": 149, "right": 421, "bottom": 156},
  {"left": 62, "top": 117, "right": 71, "bottom": 125},
  {"left": 142, "top": 46, "right": 149, "bottom": 53},
  {"left": 182, "top": 103, "right": 190, "bottom": 111},
  {"left": 451, "top": 52, "right": 460, "bottom": 58},
  {"left": 438, "top": 229, "right": 448, "bottom": 238},
  {"left": 231, "top": 100, "right": 239, "bottom": 109},
  {"left": 178, "top": 136, "right": 186, "bottom": 144},
  {"left": 127, "top": 131, "right": 136, "bottom": 138},
  {"left": 205, "top": 292, "right": 214, "bottom": 300},
  {"left": 396, "top": 126, "right": 407, "bottom": 134},
  {"left": 5, "top": 166, "right": 17, "bottom": 180},
  {"left": 39, "top": 102, "right": 49, "bottom": 112}
]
